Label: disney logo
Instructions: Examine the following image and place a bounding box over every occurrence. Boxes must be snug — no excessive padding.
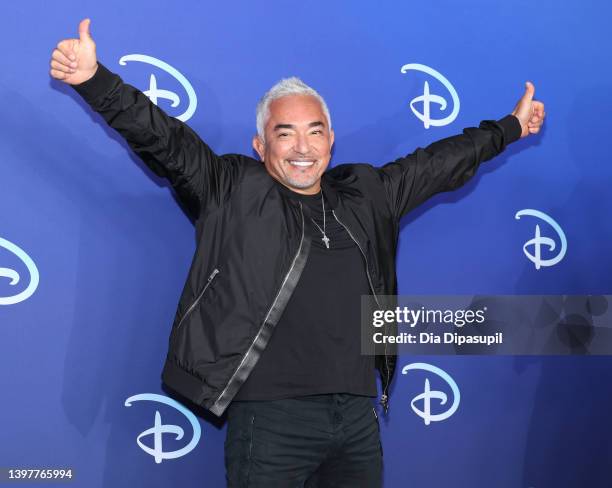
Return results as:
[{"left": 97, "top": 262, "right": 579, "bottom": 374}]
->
[
  {"left": 402, "top": 362, "right": 460, "bottom": 425},
  {"left": 0, "top": 236, "right": 39, "bottom": 306},
  {"left": 400, "top": 63, "right": 460, "bottom": 129},
  {"left": 119, "top": 54, "right": 197, "bottom": 122},
  {"left": 124, "top": 393, "right": 201, "bottom": 463},
  {"left": 515, "top": 209, "right": 567, "bottom": 269}
]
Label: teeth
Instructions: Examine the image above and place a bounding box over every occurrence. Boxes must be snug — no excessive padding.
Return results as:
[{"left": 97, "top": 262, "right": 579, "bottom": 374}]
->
[{"left": 289, "top": 160, "right": 314, "bottom": 167}]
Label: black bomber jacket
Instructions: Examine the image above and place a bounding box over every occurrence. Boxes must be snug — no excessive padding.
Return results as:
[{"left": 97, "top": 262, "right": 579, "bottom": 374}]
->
[{"left": 72, "top": 62, "right": 522, "bottom": 417}]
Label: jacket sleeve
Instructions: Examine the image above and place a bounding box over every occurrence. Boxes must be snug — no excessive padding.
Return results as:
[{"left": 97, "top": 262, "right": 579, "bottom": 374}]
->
[
  {"left": 377, "top": 115, "right": 522, "bottom": 221},
  {"left": 71, "top": 62, "right": 235, "bottom": 219}
]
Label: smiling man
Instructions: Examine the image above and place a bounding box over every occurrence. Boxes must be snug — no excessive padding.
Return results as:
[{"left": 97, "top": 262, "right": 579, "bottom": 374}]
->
[
  {"left": 50, "top": 18, "right": 544, "bottom": 488},
  {"left": 253, "top": 87, "right": 335, "bottom": 194}
]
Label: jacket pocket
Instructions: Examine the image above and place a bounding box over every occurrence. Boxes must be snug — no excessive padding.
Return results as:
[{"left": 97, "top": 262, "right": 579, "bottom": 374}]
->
[{"left": 175, "top": 268, "right": 220, "bottom": 331}]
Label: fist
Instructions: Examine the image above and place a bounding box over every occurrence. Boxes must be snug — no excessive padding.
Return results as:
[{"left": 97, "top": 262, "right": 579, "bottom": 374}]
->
[
  {"left": 511, "top": 81, "right": 546, "bottom": 138},
  {"left": 50, "top": 18, "right": 98, "bottom": 85}
]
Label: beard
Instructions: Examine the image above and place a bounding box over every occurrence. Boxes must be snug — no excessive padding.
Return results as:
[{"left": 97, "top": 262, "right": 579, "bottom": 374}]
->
[{"left": 284, "top": 173, "right": 321, "bottom": 190}]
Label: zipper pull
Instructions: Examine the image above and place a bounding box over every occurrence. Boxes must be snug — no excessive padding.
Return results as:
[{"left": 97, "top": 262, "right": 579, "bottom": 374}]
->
[
  {"left": 380, "top": 393, "right": 389, "bottom": 414},
  {"left": 208, "top": 268, "right": 219, "bottom": 281}
]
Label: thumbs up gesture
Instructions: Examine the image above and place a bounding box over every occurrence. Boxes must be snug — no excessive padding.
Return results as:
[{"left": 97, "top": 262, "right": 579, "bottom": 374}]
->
[
  {"left": 511, "top": 81, "right": 546, "bottom": 138},
  {"left": 50, "top": 18, "right": 98, "bottom": 85}
]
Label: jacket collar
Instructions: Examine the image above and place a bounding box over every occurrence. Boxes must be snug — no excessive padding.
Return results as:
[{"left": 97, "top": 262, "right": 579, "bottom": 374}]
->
[{"left": 320, "top": 174, "right": 339, "bottom": 209}]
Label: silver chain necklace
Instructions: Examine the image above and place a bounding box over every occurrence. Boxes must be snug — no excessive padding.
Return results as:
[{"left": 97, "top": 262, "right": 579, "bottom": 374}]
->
[{"left": 310, "top": 190, "right": 330, "bottom": 249}]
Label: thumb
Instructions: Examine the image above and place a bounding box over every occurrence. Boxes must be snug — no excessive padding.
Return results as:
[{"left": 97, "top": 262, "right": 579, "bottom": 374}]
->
[
  {"left": 79, "top": 18, "right": 92, "bottom": 41},
  {"left": 522, "top": 81, "right": 535, "bottom": 103}
]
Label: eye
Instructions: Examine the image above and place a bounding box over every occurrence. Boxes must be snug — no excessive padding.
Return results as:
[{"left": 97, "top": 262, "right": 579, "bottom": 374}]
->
[
  {"left": 311, "top": 130, "right": 323, "bottom": 135},
  {"left": 278, "top": 132, "right": 289, "bottom": 138}
]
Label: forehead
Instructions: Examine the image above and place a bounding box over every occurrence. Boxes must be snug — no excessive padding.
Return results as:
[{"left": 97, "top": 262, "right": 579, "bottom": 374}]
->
[{"left": 267, "top": 94, "right": 326, "bottom": 127}]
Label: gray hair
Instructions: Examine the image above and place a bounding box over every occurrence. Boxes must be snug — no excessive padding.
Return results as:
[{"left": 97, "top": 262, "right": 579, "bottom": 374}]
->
[{"left": 255, "top": 77, "right": 332, "bottom": 142}]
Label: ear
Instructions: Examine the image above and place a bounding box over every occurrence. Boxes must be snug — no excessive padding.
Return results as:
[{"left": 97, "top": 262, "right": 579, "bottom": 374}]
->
[
  {"left": 252, "top": 135, "right": 265, "bottom": 161},
  {"left": 329, "top": 128, "right": 335, "bottom": 148}
]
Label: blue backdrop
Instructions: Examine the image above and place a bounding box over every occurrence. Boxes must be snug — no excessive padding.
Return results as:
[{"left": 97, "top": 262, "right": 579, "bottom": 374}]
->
[{"left": 2, "top": 1, "right": 611, "bottom": 486}]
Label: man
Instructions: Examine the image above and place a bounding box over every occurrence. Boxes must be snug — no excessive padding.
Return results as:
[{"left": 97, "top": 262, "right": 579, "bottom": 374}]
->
[{"left": 50, "top": 18, "right": 545, "bottom": 487}]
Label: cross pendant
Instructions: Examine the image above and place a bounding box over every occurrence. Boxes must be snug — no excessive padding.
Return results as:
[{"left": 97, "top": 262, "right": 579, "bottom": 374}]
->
[{"left": 322, "top": 235, "right": 330, "bottom": 249}]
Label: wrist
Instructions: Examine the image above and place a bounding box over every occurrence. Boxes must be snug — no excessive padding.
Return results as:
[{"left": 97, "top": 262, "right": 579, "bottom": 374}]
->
[
  {"left": 83, "top": 62, "right": 99, "bottom": 83},
  {"left": 496, "top": 114, "right": 523, "bottom": 144},
  {"left": 71, "top": 62, "right": 118, "bottom": 105}
]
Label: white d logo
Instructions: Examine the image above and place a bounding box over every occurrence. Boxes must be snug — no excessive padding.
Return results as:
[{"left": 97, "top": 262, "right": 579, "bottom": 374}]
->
[
  {"left": 119, "top": 54, "right": 198, "bottom": 122},
  {"left": 400, "top": 63, "right": 460, "bottom": 129},
  {"left": 0, "top": 236, "right": 39, "bottom": 306}
]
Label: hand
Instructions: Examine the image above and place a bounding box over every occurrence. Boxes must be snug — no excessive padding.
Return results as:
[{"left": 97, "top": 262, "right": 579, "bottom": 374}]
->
[
  {"left": 511, "top": 81, "right": 546, "bottom": 138},
  {"left": 49, "top": 18, "right": 98, "bottom": 85}
]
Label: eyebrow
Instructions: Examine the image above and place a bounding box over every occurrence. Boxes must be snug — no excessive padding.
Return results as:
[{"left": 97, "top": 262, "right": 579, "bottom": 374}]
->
[{"left": 273, "top": 121, "right": 325, "bottom": 131}]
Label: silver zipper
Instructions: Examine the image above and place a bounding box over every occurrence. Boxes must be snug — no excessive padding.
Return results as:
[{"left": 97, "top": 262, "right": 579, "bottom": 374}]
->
[
  {"left": 176, "top": 268, "right": 219, "bottom": 330},
  {"left": 332, "top": 210, "right": 390, "bottom": 412},
  {"left": 214, "top": 203, "right": 306, "bottom": 407}
]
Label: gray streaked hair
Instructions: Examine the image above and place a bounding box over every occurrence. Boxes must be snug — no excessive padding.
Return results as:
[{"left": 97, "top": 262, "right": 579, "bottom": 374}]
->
[{"left": 255, "top": 77, "right": 332, "bottom": 142}]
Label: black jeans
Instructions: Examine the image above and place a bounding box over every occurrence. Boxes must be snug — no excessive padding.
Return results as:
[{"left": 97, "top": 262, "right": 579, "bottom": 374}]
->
[{"left": 224, "top": 393, "right": 383, "bottom": 487}]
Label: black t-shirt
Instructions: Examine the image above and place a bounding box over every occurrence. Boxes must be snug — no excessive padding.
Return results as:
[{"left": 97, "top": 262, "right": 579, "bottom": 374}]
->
[{"left": 233, "top": 180, "right": 377, "bottom": 401}]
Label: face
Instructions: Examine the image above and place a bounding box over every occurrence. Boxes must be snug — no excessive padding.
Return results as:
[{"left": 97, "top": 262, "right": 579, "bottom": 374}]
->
[{"left": 253, "top": 94, "right": 335, "bottom": 195}]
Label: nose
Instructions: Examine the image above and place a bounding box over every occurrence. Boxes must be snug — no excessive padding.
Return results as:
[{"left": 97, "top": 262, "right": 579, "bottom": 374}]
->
[{"left": 293, "top": 132, "right": 310, "bottom": 155}]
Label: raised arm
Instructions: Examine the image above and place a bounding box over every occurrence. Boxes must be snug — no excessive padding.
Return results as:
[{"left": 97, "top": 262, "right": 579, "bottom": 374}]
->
[
  {"left": 378, "top": 83, "right": 545, "bottom": 221},
  {"left": 50, "top": 18, "right": 237, "bottom": 219}
]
